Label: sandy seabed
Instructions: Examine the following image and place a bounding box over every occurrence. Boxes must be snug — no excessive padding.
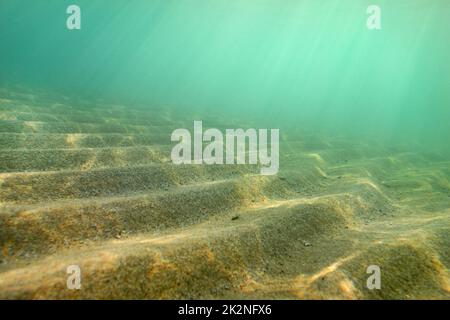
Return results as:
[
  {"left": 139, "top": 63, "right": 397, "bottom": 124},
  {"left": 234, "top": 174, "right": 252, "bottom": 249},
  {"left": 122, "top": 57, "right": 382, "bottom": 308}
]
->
[{"left": 0, "top": 89, "right": 449, "bottom": 299}]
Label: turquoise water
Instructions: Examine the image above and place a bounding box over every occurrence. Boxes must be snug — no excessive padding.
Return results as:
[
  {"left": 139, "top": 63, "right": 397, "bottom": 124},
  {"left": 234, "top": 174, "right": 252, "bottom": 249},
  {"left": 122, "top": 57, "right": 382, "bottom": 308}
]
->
[
  {"left": 1, "top": 0, "right": 449, "bottom": 149},
  {"left": 1, "top": 1, "right": 450, "bottom": 300}
]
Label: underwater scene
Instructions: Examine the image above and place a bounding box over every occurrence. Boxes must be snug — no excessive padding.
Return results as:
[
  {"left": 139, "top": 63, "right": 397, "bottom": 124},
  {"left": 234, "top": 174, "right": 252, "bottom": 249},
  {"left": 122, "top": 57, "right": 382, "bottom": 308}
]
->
[{"left": 0, "top": 0, "right": 449, "bottom": 300}]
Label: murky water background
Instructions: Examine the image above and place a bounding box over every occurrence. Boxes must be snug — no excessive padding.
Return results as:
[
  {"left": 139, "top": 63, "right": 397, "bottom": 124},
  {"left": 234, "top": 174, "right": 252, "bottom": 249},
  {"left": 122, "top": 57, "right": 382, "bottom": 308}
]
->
[
  {"left": 1, "top": 0, "right": 449, "bottom": 149},
  {"left": 1, "top": 1, "right": 450, "bottom": 300}
]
